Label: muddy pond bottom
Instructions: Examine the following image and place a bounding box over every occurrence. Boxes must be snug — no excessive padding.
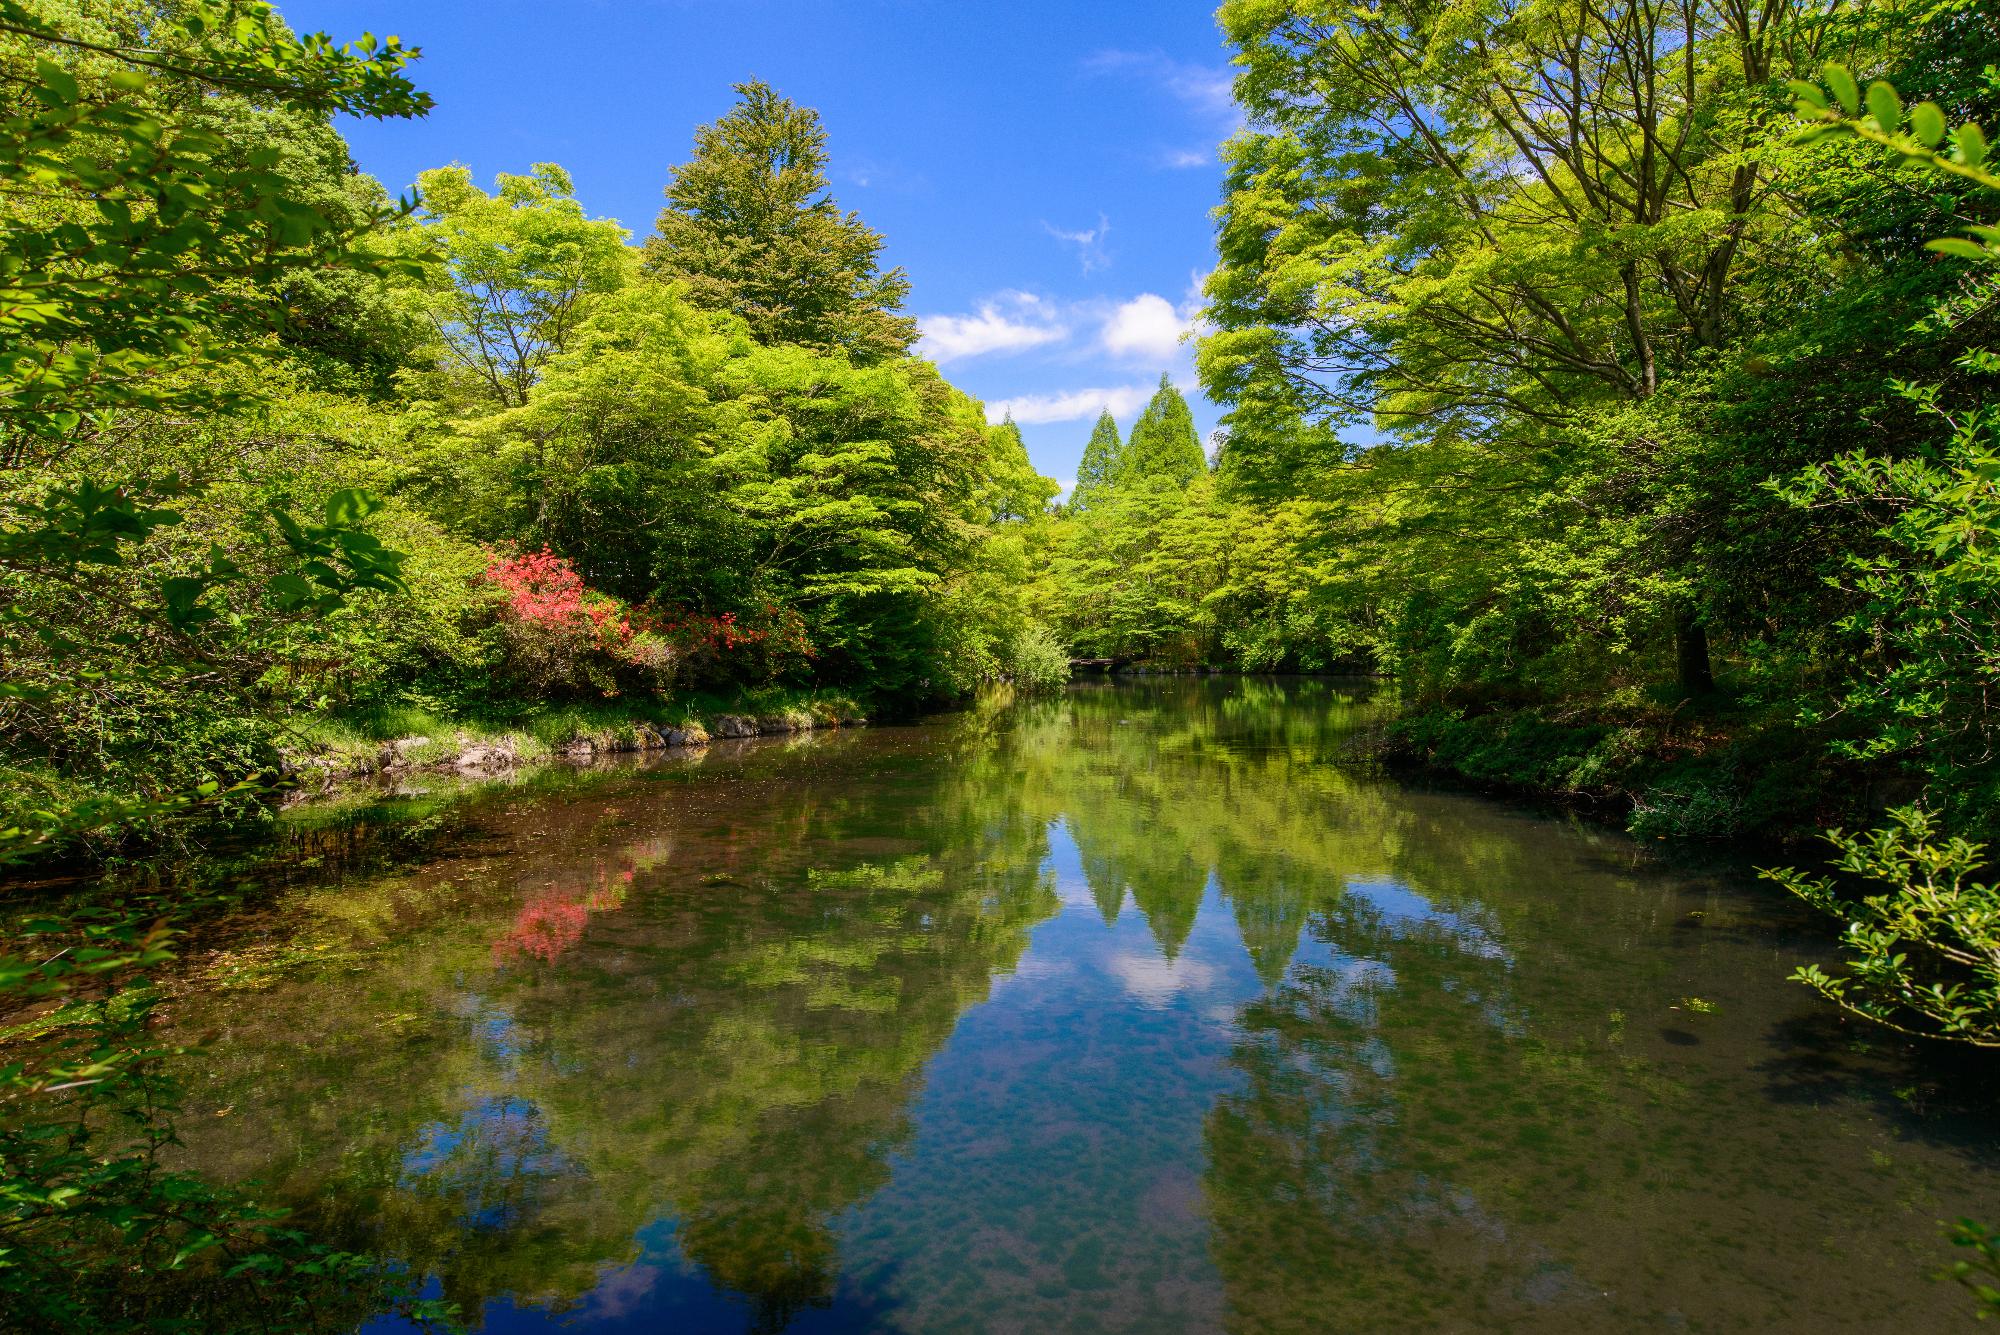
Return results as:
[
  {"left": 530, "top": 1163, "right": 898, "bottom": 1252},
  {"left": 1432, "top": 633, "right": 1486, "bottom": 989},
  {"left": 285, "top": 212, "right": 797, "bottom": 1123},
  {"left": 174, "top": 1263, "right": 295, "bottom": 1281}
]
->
[{"left": 162, "top": 679, "right": 2000, "bottom": 1332}]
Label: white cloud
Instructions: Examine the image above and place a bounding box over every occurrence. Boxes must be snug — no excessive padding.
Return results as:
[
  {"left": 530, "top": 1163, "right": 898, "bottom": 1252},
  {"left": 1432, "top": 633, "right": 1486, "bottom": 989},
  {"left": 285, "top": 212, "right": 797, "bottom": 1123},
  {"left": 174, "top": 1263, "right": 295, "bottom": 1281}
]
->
[
  {"left": 1107, "top": 950, "right": 1221, "bottom": 1008},
  {"left": 919, "top": 292, "right": 1066, "bottom": 363},
  {"left": 1084, "top": 50, "right": 1237, "bottom": 125},
  {"left": 985, "top": 384, "right": 1153, "bottom": 425},
  {"left": 1100, "top": 293, "right": 1191, "bottom": 363},
  {"left": 1044, "top": 214, "right": 1112, "bottom": 273},
  {"left": 1160, "top": 147, "right": 1209, "bottom": 169}
]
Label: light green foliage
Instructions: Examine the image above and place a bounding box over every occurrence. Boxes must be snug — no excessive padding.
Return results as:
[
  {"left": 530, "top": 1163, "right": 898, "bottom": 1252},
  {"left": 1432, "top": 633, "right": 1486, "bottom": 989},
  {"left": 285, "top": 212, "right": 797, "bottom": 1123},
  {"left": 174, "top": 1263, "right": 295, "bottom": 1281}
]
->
[
  {"left": 1046, "top": 378, "right": 1320, "bottom": 671},
  {"left": 0, "top": 2, "right": 432, "bottom": 858},
  {"left": 1767, "top": 364, "right": 2000, "bottom": 819},
  {"left": 1792, "top": 60, "right": 2000, "bottom": 260},
  {"left": 1192, "top": 0, "right": 1976, "bottom": 707},
  {"left": 1120, "top": 375, "right": 1206, "bottom": 491},
  {"left": 1069, "top": 409, "right": 1122, "bottom": 513},
  {"left": 1182, "top": 0, "right": 2000, "bottom": 781},
  {"left": 642, "top": 81, "right": 917, "bottom": 362},
  {"left": 1041, "top": 473, "right": 1351, "bottom": 670},
  {"left": 1764, "top": 809, "right": 2000, "bottom": 1047},
  {"left": 0, "top": 0, "right": 429, "bottom": 443},
  {"left": 1204, "top": 0, "right": 1807, "bottom": 425},
  {"left": 407, "top": 162, "right": 631, "bottom": 410},
  {"left": 981, "top": 416, "right": 1058, "bottom": 523},
  {"left": 432, "top": 281, "right": 1002, "bottom": 696},
  {"left": 1005, "top": 624, "right": 1071, "bottom": 691}
]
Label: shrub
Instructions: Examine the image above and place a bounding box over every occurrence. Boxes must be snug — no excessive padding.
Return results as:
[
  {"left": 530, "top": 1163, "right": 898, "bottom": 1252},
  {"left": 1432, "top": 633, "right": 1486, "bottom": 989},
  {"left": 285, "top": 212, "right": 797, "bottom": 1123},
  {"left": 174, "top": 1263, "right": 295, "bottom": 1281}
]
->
[
  {"left": 1763, "top": 807, "right": 2000, "bottom": 1047},
  {"left": 480, "top": 548, "right": 669, "bottom": 696},
  {"left": 1628, "top": 780, "right": 1745, "bottom": 839},
  {"left": 1007, "top": 624, "right": 1071, "bottom": 692}
]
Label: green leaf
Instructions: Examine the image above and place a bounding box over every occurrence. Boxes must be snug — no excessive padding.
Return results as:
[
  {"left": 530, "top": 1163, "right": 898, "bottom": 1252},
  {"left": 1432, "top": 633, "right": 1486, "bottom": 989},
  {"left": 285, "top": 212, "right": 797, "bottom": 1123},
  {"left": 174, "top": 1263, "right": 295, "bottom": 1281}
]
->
[
  {"left": 1787, "top": 80, "right": 1827, "bottom": 111},
  {"left": 322, "top": 488, "right": 381, "bottom": 527},
  {"left": 1865, "top": 81, "right": 1903, "bottom": 137},
  {"left": 1958, "top": 123, "right": 1990, "bottom": 167},
  {"left": 1910, "top": 102, "right": 1946, "bottom": 149},
  {"left": 33, "top": 59, "right": 79, "bottom": 107},
  {"left": 1927, "top": 237, "right": 1992, "bottom": 261},
  {"left": 266, "top": 571, "right": 313, "bottom": 607},
  {"left": 1824, "top": 63, "right": 1860, "bottom": 116},
  {"left": 160, "top": 577, "right": 209, "bottom": 628}
]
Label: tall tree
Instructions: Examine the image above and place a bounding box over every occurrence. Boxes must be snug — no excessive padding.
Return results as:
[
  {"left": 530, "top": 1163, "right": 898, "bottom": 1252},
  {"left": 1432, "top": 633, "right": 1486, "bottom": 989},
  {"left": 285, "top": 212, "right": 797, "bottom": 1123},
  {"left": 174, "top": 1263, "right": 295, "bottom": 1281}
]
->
[
  {"left": 981, "top": 415, "right": 1058, "bottom": 523},
  {"left": 1199, "top": 0, "right": 1874, "bottom": 694},
  {"left": 1121, "top": 374, "right": 1206, "bottom": 490},
  {"left": 642, "top": 81, "right": 917, "bottom": 361},
  {"left": 1070, "top": 409, "right": 1123, "bottom": 512},
  {"left": 411, "top": 163, "right": 631, "bottom": 411}
]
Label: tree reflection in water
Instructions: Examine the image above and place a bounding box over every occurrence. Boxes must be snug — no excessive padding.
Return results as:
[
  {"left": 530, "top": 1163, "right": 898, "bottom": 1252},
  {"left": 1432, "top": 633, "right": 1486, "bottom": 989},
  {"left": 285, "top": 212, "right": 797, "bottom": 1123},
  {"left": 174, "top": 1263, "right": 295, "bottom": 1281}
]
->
[{"left": 154, "top": 680, "right": 2000, "bottom": 1332}]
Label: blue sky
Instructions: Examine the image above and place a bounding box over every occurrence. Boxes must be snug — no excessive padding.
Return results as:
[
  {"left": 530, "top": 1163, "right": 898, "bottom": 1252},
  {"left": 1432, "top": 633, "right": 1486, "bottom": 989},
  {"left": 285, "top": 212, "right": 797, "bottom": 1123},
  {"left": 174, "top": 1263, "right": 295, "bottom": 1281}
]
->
[{"left": 281, "top": 0, "right": 1238, "bottom": 492}]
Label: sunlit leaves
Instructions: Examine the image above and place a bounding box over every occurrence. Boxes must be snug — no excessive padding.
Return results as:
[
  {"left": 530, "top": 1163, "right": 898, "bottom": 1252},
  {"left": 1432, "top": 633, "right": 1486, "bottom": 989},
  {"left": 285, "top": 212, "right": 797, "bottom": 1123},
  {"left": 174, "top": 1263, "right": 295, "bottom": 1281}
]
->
[
  {"left": 1793, "top": 65, "right": 2000, "bottom": 264},
  {"left": 1764, "top": 807, "right": 2000, "bottom": 1047},
  {"left": 0, "top": 0, "right": 429, "bottom": 444}
]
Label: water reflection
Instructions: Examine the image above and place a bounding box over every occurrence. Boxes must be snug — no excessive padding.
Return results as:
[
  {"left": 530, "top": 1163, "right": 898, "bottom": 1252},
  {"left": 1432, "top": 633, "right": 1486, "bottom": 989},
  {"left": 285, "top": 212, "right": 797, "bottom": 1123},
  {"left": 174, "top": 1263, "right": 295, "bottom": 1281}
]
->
[{"left": 155, "top": 679, "right": 2000, "bottom": 1331}]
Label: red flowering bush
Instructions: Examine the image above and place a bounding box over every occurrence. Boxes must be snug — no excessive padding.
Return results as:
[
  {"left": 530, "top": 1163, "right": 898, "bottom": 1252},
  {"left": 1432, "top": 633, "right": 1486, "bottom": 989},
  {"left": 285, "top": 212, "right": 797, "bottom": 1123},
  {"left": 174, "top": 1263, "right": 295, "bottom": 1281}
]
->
[
  {"left": 652, "top": 602, "right": 814, "bottom": 685},
  {"left": 481, "top": 548, "right": 668, "bottom": 695},
  {"left": 478, "top": 550, "right": 814, "bottom": 695}
]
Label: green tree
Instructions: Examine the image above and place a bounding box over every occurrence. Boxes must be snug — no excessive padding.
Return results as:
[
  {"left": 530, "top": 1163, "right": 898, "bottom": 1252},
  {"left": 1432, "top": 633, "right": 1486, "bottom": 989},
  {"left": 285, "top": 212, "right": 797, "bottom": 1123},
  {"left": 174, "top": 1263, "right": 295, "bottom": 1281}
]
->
[
  {"left": 0, "top": 0, "right": 430, "bottom": 447},
  {"left": 0, "top": 0, "right": 428, "bottom": 858},
  {"left": 0, "top": 5, "right": 458, "bottom": 1329},
  {"left": 641, "top": 81, "right": 916, "bottom": 361},
  {"left": 980, "top": 414, "right": 1057, "bottom": 523},
  {"left": 1120, "top": 374, "right": 1205, "bottom": 491},
  {"left": 1199, "top": 0, "right": 1873, "bottom": 696},
  {"left": 433, "top": 280, "right": 995, "bottom": 696},
  {"left": 1069, "top": 409, "right": 1122, "bottom": 512},
  {"left": 409, "top": 162, "right": 631, "bottom": 411}
]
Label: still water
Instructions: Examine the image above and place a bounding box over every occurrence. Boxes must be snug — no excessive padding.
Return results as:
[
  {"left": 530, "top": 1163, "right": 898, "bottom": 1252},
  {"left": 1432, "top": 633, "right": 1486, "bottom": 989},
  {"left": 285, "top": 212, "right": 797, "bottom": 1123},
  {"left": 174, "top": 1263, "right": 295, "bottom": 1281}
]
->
[{"left": 164, "top": 679, "right": 2000, "bottom": 1331}]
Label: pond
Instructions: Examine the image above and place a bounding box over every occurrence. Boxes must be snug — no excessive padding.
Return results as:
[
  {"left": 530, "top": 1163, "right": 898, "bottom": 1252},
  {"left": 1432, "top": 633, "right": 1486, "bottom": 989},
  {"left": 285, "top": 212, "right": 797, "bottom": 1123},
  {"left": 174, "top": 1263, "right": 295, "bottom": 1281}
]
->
[{"left": 158, "top": 678, "right": 2000, "bottom": 1332}]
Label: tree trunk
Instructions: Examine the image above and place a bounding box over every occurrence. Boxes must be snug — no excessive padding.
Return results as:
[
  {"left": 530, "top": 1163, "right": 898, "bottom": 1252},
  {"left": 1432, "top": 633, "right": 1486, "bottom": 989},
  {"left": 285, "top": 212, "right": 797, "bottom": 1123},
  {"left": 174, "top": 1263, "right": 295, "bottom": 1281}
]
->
[{"left": 1675, "top": 611, "right": 1714, "bottom": 697}]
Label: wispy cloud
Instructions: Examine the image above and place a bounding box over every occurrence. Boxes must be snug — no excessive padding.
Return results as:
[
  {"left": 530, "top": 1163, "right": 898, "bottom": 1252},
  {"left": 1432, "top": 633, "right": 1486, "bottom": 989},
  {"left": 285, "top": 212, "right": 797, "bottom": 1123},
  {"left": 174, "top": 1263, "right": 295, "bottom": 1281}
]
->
[
  {"left": 919, "top": 292, "right": 1067, "bottom": 363},
  {"left": 1099, "top": 293, "right": 1192, "bottom": 363},
  {"left": 1159, "top": 147, "right": 1210, "bottom": 169},
  {"left": 1084, "top": 49, "right": 1237, "bottom": 126},
  {"left": 985, "top": 384, "right": 1154, "bottom": 426},
  {"left": 836, "top": 157, "right": 927, "bottom": 192},
  {"left": 1044, "top": 214, "right": 1112, "bottom": 274}
]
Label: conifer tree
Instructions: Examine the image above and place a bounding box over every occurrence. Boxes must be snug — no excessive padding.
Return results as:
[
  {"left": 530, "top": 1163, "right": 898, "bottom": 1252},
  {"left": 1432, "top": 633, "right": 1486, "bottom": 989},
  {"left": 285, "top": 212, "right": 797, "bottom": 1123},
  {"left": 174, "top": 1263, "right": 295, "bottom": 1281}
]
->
[
  {"left": 983, "top": 415, "right": 1057, "bottom": 522},
  {"left": 1070, "top": 409, "right": 1123, "bottom": 512},
  {"left": 642, "top": 81, "right": 917, "bottom": 361},
  {"left": 1121, "top": 374, "right": 1206, "bottom": 490}
]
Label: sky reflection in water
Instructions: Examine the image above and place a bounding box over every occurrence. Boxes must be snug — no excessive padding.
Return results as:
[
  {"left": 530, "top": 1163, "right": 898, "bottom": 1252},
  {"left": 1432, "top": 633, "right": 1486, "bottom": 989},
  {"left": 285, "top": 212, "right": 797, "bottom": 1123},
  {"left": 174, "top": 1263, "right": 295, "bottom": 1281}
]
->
[{"left": 162, "top": 680, "right": 2000, "bottom": 1332}]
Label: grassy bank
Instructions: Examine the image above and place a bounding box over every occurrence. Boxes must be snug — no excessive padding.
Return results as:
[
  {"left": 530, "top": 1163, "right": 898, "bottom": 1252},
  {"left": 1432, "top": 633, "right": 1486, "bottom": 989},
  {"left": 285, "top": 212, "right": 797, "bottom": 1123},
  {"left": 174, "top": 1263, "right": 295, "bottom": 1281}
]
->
[{"left": 283, "top": 686, "right": 871, "bottom": 789}]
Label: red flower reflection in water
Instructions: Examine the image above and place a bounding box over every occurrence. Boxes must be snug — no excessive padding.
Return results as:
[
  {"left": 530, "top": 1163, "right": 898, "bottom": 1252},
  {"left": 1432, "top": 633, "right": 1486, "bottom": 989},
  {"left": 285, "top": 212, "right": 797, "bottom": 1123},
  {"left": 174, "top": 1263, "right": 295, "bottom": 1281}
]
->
[{"left": 492, "top": 867, "right": 632, "bottom": 966}]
